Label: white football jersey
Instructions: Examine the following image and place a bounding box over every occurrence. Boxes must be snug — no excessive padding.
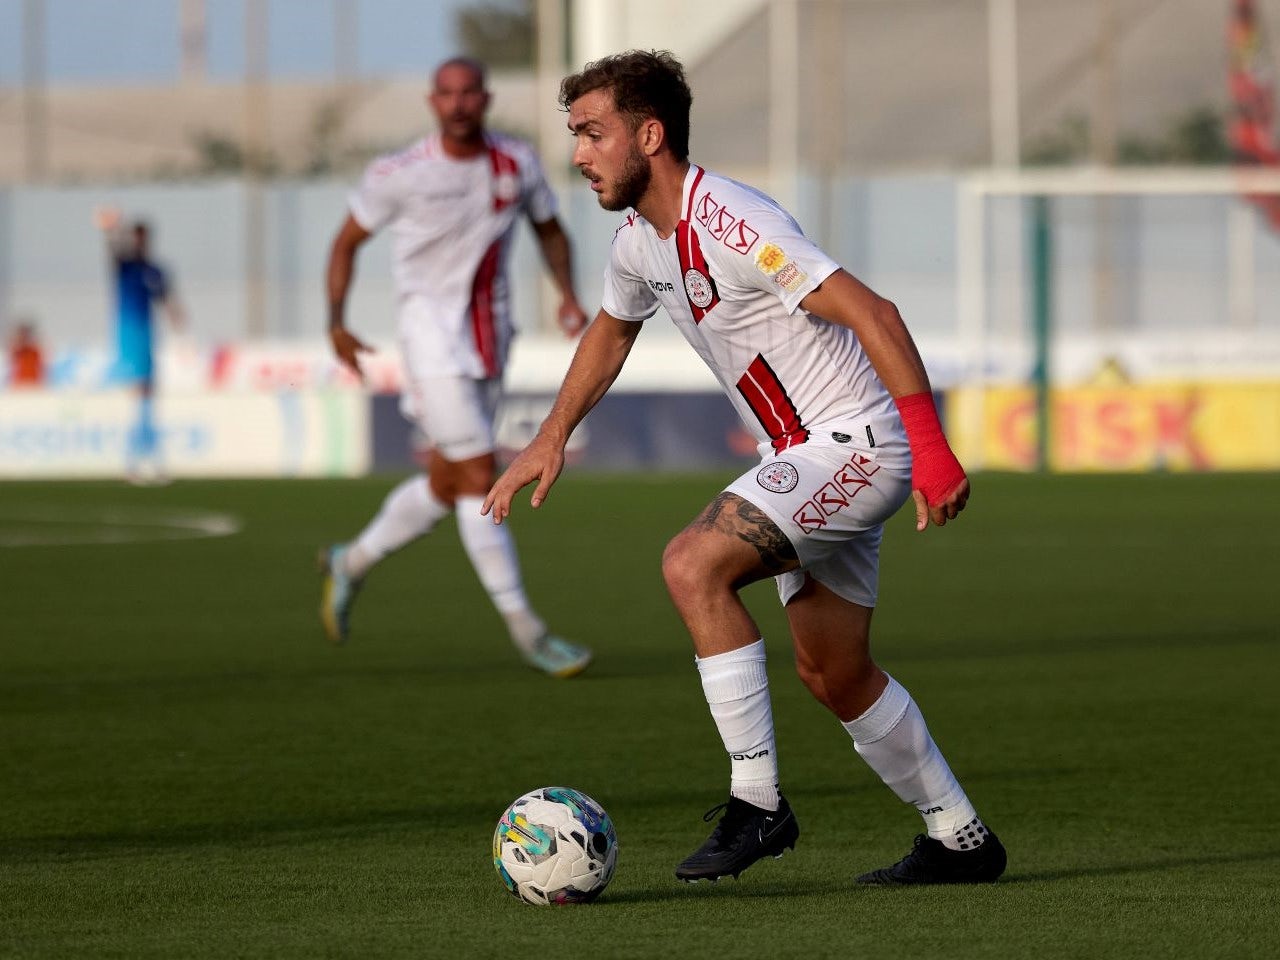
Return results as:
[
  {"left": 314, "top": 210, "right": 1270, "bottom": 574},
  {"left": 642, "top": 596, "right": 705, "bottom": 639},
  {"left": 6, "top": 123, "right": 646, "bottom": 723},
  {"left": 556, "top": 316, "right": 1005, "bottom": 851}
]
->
[
  {"left": 350, "top": 132, "right": 558, "bottom": 378},
  {"left": 602, "top": 165, "right": 909, "bottom": 467}
]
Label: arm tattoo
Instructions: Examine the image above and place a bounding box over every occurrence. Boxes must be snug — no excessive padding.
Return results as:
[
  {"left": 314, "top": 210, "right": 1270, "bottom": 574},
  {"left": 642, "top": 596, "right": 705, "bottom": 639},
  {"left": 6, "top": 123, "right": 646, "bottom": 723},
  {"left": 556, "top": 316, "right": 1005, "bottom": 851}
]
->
[{"left": 693, "top": 492, "right": 798, "bottom": 573}]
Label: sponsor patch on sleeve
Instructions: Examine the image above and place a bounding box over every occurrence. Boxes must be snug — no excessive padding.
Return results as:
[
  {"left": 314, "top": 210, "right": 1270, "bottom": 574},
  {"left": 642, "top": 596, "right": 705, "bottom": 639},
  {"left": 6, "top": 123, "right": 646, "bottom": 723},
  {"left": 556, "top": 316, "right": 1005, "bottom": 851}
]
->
[{"left": 755, "top": 243, "right": 808, "bottom": 293}]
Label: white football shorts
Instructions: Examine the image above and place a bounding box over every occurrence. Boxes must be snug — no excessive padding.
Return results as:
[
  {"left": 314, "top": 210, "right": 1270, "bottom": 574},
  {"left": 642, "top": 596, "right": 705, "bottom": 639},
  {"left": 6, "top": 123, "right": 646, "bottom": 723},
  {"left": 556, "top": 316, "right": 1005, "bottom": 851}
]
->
[
  {"left": 724, "top": 441, "right": 912, "bottom": 608},
  {"left": 399, "top": 374, "right": 503, "bottom": 462}
]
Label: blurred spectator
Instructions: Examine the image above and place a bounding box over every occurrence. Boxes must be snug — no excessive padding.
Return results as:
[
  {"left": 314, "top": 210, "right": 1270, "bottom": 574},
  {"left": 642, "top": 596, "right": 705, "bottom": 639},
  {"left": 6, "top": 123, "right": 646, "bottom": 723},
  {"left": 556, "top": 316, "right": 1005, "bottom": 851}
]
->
[
  {"left": 7, "top": 321, "right": 45, "bottom": 387},
  {"left": 95, "top": 206, "right": 185, "bottom": 484}
]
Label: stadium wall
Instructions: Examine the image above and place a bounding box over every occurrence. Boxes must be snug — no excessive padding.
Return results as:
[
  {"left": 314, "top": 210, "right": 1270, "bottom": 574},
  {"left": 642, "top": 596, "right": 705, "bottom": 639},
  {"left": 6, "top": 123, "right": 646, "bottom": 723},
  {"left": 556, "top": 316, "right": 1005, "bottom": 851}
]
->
[{"left": 4, "top": 170, "right": 1280, "bottom": 477}]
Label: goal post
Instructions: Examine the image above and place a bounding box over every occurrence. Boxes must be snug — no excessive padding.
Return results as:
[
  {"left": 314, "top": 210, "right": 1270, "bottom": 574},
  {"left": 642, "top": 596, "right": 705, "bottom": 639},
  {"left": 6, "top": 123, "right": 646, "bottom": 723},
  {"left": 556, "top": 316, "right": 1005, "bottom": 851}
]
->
[{"left": 953, "top": 166, "right": 1280, "bottom": 472}]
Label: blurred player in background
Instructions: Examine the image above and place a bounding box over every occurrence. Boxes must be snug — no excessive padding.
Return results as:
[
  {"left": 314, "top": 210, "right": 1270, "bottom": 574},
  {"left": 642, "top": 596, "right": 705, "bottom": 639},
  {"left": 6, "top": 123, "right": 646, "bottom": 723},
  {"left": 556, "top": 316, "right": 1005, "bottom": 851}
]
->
[
  {"left": 95, "top": 208, "right": 185, "bottom": 485},
  {"left": 486, "top": 51, "right": 1006, "bottom": 885},
  {"left": 319, "top": 57, "right": 592, "bottom": 678}
]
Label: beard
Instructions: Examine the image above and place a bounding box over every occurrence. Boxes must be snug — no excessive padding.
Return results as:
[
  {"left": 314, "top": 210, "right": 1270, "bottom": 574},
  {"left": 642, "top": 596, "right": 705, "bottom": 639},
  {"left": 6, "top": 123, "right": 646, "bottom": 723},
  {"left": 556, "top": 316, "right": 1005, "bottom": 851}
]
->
[{"left": 598, "top": 145, "right": 652, "bottom": 212}]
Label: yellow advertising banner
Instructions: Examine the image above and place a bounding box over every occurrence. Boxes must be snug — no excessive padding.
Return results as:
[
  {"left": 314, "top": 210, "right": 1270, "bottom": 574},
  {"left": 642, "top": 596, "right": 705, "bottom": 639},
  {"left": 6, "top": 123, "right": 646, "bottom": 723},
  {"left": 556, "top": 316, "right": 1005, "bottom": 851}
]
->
[{"left": 949, "top": 382, "right": 1280, "bottom": 471}]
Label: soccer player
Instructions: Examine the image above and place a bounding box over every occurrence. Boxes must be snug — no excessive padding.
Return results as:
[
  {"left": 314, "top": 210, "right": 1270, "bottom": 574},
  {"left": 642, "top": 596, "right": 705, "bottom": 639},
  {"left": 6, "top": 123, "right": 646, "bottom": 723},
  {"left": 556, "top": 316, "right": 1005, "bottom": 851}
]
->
[
  {"left": 96, "top": 208, "right": 185, "bottom": 485},
  {"left": 484, "top": 51, "right": 1007, "bottom": 884},
  {"left": 319, "top": 57, "right": 593, "bottom": 679}
]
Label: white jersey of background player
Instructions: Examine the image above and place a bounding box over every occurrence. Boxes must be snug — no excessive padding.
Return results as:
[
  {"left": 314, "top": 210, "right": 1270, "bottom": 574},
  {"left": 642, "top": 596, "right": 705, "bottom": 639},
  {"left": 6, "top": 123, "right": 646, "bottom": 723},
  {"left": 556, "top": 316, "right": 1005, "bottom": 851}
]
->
[
  {"left": 319, "top": 57, "right": 593, "bottom": 679},
  {"left": 349, "top": 129, "right": 555, "bottom": 382},
  {"left": 487, "top": 50, "right": 1006, "bottom": 887}
]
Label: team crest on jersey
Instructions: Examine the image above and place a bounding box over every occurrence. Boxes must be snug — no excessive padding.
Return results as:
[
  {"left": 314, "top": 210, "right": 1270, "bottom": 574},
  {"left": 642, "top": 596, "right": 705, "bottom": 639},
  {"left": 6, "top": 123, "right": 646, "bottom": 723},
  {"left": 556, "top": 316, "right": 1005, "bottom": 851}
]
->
[
  {"left": 683, "top": 268, "right": 716, "bottom": 309},
  {"left": 756, "top": 461, "right": 800, "bottom": 494}
]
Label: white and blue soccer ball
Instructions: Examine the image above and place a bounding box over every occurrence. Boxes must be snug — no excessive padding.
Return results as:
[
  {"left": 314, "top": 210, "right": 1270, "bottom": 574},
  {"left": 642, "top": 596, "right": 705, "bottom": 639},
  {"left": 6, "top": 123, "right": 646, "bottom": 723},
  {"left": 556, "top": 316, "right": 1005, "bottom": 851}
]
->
[{"left": 493, "top": 786, "right": 618, "bottom": 905}]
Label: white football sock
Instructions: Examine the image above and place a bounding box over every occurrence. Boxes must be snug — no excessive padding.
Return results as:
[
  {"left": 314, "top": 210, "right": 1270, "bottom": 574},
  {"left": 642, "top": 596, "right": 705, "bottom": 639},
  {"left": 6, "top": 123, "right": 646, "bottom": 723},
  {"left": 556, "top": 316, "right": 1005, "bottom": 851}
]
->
[
  {"left": 696, "top": 639, "right": 780, "bottom": 811},
  {"left": 345, "top": 475, "right": 451, "bottom": 580},
  {"left": 841, "top": 674, "right": 985, "bottom": 851},
  {"left": 455, "top": 495, "right": 545, "bottom": 651}
]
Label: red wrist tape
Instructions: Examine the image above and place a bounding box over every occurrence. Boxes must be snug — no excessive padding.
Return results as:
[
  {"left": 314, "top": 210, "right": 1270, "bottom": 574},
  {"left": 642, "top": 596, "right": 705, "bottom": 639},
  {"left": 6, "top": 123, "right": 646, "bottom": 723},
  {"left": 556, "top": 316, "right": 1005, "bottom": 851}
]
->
[{"left": 894, "top": 392, "right": 966, "bottom": 507}]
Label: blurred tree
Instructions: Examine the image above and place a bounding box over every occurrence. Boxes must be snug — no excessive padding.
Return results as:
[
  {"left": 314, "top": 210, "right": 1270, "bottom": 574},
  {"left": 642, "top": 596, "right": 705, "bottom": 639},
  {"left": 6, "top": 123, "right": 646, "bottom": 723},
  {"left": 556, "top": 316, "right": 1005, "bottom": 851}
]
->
[
  {"left": 457, "top": 0, "right": 534, "bottom": 69},
  {"left": 1164, "top": 107, "right": 1232, "bottom": 164},
  {"left": 303, "top": 96, "right": 359, "bottom": 177},
  {"left": 1026, "top": 107, "right": 1230, "bottom": 165},
  {"left": 191, "top": 132, "right": 279, "bottom": 177},
  {"left": 1024, "top": 115, "right": 1091, "bottom": 165}
]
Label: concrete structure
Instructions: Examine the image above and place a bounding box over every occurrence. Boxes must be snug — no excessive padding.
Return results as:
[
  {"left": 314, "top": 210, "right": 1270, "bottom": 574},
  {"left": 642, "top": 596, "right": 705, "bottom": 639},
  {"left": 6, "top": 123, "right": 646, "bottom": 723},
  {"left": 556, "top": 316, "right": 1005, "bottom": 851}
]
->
[{"left": 0, "top": 0, "right": 1249, "bottom": 189}]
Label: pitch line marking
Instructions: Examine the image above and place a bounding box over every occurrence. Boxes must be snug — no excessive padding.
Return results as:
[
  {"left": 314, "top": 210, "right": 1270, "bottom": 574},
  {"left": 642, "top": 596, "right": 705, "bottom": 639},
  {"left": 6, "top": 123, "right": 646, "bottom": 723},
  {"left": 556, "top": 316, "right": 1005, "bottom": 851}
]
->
[{"left": 0, "top": 505, "right": 243, "bottom": 547}]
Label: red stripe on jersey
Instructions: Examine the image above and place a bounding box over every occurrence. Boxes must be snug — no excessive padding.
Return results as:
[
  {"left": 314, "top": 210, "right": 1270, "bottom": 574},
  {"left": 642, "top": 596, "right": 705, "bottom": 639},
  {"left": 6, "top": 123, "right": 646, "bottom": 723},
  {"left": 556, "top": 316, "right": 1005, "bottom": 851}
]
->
[
  {"left": 470, "top": 240, "right": 502, "bottom": 377},
  {"left": 675, "top": 220, "right": 720, "bottom": 322},
  {"left": 736, "top": 354, "right": 809, "bottom": 453},
  {"left": 685, "top": 166, "right": 704, "bottom": 222},
  {"left": 488, "top": 144, "right": 519, "bottom": 212}
]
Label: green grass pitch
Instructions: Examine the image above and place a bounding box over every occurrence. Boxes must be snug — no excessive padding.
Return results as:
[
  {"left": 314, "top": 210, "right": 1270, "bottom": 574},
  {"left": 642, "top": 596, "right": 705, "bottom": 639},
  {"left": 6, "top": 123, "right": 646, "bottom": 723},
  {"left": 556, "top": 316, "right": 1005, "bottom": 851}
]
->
[{"left": 1, "top": 472, "right": 1276, "bottom": 959}]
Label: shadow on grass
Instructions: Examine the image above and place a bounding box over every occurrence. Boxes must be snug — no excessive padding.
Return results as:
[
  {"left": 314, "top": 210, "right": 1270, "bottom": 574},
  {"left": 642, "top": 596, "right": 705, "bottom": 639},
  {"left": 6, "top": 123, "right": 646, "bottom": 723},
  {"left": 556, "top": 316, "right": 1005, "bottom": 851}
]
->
[
  {"left": 0, "top": 804, "right": 486, "bottom": 864},
  {"left": 599, "top": 875, "right": 855, "bottom": 905},
  {"left": 0, "top": 764, "right": 1076, "bottom": 867},
  {"left": 1008, "top": 847, "right": 1280, "bottom": 884},
  {"left": 598, "top": 848, "right": 1280, "bottom": 905},
  {"left": 878, "top": 625, "right": 1273, "bottom": 664}
]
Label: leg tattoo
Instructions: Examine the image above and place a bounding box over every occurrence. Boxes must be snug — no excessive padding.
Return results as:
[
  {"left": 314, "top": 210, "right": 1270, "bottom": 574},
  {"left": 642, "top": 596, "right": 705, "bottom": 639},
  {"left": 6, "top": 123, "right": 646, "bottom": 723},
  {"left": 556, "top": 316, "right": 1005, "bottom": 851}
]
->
[{"left": 693, "top": 493, "right": 798, "bottom": 573}]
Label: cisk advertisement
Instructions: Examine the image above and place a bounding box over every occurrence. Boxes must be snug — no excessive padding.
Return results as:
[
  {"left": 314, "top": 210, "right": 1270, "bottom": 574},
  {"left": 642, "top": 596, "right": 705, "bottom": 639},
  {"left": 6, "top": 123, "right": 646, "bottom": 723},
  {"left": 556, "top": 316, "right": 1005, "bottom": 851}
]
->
[{"left": 951, "top": 382, "right": 1280, "bottom": 472}]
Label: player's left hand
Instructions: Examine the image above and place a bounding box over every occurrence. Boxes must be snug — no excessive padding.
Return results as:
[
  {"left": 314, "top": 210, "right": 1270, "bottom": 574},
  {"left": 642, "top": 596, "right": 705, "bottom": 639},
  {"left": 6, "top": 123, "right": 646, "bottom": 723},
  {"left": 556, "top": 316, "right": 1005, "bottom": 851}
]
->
[
  {"left": 912, "top": 474, "right": 970, "bottom": 532},
  {"left": 557, "top": 299, "right": 588, "bottom": 338}
]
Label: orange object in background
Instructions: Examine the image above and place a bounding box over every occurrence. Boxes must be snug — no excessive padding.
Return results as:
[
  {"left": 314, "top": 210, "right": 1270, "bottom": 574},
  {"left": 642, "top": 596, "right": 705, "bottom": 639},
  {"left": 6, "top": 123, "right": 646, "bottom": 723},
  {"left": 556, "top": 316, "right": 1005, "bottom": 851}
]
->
[{"left": 7, "top": 323, "right": 45, "bottom": 387}]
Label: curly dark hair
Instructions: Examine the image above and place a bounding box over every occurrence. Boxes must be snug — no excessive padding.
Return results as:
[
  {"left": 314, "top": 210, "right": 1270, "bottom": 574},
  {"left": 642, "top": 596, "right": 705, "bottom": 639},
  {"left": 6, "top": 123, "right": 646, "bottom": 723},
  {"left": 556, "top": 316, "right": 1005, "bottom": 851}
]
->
[{"left": 559, "top": 50, "right": 693, "bottom": 162}]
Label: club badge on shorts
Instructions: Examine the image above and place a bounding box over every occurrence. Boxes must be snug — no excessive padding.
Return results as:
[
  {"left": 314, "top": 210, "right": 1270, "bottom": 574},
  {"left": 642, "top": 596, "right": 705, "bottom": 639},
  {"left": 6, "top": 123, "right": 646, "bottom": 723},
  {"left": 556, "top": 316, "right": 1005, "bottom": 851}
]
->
[
  {"left": 683, "top": 268, "right": 715, "bottom": 309},
  {"left": 756, "top": 461, "right": 799, "bottom": 494}
]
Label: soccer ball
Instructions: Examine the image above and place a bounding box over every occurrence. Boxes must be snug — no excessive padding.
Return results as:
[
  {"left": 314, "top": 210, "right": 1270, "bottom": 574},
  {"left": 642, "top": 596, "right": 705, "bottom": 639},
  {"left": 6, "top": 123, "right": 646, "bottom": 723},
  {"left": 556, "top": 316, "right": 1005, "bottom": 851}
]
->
[{"left": 493, "top": 786, "right": 618, "bottom": 905}]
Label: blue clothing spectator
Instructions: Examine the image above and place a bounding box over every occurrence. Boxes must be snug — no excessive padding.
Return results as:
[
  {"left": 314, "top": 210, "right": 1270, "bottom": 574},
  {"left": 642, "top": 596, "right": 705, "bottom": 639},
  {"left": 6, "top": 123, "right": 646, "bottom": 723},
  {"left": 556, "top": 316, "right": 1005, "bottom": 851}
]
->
[{"left": 96, "top": 208, "right": 184, "bottom": 483}]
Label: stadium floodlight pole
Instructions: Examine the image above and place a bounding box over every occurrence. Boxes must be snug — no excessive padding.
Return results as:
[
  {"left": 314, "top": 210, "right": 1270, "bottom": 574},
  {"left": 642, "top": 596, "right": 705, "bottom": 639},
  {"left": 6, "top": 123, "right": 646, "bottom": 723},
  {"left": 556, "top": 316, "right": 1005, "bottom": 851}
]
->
[
  {"left": 536, "top": 0, "right": 569, "bottom": 335},
  {"left": 334, "top": 0, "right": 357, "bottom": 81},
  {"left": 813, "top": 0, "right": 845, "bottom": 253},
  {"left": 767, "top": 0, "right": 800, "bottom": 214},
  {"left": 21, "top": 0, "right": 48, "bottom": 183},
  {"left": 243, "top": 0, "right": 269, "bottom": 340},
  {"left": 180, "top": 0, "right": 208, "bottom": 84},
  {"left": 987, "top": 0, "right": 1020, "bottom": 168}
]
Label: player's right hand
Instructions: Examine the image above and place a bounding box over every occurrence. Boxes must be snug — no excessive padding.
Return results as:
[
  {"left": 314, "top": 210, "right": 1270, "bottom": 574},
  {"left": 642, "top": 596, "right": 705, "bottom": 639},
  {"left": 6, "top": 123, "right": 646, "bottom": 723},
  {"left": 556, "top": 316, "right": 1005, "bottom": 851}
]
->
[
  {"left": 482, "top": 435, "right": 566, "bottom": 524},
  {"left": 328, "top": 326, "right": 374, "bottom": 379}
]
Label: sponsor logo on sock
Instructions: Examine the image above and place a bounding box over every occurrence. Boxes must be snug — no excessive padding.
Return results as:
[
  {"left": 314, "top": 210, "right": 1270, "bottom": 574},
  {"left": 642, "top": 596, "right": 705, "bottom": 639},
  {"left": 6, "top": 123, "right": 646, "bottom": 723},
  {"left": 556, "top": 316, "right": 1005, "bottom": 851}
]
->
[{"left": 730, "top": 749, "right": 771, "bottom": 760}]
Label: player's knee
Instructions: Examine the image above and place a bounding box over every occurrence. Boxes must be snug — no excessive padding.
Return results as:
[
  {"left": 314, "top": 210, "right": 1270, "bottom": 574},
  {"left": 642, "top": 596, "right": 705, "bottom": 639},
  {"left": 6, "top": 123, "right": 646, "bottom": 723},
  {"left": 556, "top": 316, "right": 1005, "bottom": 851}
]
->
[
  {"left": 661, "top": 532, "right": 693, "bottom": 598},
  {"left": 661, "top": 530, "right": 718, "bottom": 602}
]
